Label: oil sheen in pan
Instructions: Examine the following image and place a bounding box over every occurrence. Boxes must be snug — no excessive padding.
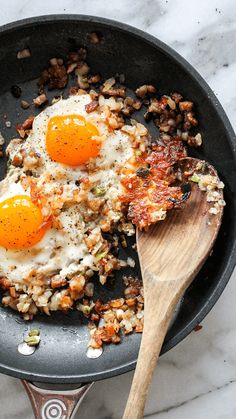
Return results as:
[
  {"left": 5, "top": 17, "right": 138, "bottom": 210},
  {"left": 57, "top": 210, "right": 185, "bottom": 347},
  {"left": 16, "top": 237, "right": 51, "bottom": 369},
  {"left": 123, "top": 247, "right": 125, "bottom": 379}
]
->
[
  {"left": 18, "top": 342, "right": 36, "bottom": 356},
  {"left": 86, "top": 347, "right": 103, "bottom": 359}
]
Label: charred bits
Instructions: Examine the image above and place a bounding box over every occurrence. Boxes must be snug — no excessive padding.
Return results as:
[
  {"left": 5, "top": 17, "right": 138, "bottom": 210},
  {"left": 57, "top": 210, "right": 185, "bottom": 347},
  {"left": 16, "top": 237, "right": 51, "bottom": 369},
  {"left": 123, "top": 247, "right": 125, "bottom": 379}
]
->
[
  {"left": 11, "top": 85, "right": 22, "bottom": 98},
  {"left": 136, "top": 167, "right": 150, "bottom": 178}
]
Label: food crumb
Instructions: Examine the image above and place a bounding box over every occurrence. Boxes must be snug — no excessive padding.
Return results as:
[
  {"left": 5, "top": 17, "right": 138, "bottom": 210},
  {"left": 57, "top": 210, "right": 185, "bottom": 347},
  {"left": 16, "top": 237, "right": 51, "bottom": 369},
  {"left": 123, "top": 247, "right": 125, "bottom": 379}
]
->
[
  {"left": 0, "top": 132, "right": 5, "bottom": 145},
  {"left": 33, "top": 93, "right": 48, "bottom": 107},
  {"left": 17, "top": 48, "right": 31, "bottom": 59},
  {"left": 24, "top": 329, "right": 41, "bottom": 346},
  {"left": 87, "top": 31, "right": 103, "bottom": 44},
  {"left": 11, "top": 85, "right": 22, "bottom": 98},
  {"left": 209, "top": 206, "right": 219, "bottom": 215},
  {"left": 127, "top": 257, "right": 135, "bottom": 268},
  {"left": 21, "top": 100, "right": 30, "bottom": 109},
  {"left": 194, "top": 324, "right": 203, "bottom": 332}
]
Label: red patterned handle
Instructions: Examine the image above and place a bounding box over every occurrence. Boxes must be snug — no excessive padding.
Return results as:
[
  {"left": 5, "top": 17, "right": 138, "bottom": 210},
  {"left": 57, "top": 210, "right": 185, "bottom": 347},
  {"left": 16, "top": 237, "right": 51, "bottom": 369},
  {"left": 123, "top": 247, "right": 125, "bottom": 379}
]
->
[{"left": 22, "top": 380, "right": 93, "bottom": 419}]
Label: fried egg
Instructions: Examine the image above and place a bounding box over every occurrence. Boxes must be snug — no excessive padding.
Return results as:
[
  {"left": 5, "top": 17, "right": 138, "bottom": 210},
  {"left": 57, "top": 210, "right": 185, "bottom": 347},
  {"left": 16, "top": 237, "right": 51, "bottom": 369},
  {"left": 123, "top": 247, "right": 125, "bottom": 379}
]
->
[
  {"left": 27, "top": 94, "right": 134, "bottom": 177},
  {"left": 0, "top": 179, "right": 88, "bottom": 281}
]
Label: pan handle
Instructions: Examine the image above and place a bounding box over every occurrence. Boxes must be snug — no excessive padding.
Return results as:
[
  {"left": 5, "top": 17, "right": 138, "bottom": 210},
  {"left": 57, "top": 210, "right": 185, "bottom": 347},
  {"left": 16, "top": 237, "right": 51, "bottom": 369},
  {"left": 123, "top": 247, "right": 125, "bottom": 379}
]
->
[{"left": 22, "top": 380, "right": 93, "bottom": 419}]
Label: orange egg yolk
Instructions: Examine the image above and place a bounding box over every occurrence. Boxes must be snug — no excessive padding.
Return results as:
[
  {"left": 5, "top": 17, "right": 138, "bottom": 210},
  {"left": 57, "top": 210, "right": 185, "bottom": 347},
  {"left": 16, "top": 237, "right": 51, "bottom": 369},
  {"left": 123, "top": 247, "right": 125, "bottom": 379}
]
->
[
  {"left": 0, "top": 195, "right": 49, "bottom": 249},
  {"left": 46, "top": 114, "right": 100, "bottom": 166}
]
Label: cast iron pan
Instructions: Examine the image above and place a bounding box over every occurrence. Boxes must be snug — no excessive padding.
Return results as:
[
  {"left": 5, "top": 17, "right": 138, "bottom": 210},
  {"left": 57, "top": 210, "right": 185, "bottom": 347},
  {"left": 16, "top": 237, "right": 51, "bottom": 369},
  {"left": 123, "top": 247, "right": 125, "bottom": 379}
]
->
[{"left": 0, "top": 15, "right": 236, "bottom": 418}]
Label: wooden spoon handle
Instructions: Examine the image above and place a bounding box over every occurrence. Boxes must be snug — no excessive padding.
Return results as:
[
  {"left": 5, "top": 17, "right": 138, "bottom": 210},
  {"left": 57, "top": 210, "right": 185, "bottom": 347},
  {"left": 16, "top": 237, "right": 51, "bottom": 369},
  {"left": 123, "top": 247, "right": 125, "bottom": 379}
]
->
[
  {"left": 122, "top": 317, "right": 169, "bottom": 419},
  {"left": 123, "top": 279, "right": 186, "bottom": 419}
]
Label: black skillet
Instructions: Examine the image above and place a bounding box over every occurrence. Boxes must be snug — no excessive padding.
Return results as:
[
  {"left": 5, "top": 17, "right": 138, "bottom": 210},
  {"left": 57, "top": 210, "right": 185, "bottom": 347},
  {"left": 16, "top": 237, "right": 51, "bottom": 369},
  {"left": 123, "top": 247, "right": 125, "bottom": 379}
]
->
[{"left": 0, "top": 15, "right": 236, "bottom": 419}]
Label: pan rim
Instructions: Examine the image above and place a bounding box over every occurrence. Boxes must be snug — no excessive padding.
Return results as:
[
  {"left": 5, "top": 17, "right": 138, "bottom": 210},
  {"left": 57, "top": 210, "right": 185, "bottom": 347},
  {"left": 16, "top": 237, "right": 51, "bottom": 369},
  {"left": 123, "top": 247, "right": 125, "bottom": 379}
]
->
[{"left": 0, "top": 14, "right": 236, "bottom": 384}]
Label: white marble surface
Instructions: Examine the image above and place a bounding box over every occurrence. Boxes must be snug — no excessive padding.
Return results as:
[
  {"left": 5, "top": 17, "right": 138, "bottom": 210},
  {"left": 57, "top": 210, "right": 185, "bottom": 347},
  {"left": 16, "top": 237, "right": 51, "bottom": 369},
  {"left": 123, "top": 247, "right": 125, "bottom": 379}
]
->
[{"left": 0, "top": 1, "right": 236, "bottom": 418}]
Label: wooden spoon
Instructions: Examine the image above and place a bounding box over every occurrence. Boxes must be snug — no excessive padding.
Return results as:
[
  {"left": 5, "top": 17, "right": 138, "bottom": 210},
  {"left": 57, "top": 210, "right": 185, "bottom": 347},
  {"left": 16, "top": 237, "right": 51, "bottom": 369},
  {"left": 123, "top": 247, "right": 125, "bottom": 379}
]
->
[{"left": 123, "top": 157, "right": 224, "bottom": 419}]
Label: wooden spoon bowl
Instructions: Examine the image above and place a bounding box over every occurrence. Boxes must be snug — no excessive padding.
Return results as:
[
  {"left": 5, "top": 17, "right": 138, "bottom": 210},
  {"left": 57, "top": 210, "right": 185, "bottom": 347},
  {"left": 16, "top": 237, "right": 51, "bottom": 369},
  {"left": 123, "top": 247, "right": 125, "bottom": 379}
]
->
[{"left": 123, "top": 157, "right": 224, "bottom": 419}]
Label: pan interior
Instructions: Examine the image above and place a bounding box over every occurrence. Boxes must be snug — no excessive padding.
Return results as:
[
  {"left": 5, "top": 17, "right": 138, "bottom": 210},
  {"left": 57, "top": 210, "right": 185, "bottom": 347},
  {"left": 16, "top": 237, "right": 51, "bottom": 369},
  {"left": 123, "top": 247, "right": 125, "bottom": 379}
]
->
[{"left": 0, "top": 16, "right": 235, "bottom": 383}]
